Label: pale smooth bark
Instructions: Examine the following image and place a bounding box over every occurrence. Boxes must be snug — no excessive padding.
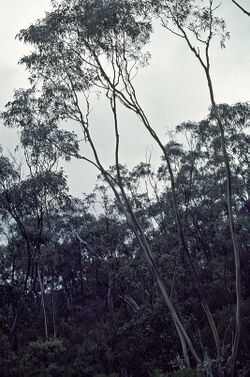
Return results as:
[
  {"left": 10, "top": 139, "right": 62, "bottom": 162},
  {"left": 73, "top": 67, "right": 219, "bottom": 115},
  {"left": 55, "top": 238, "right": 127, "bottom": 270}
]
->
[
  {"left": 161, "top": 2, "right": 242, "bottom": 373},
  {"left": 65, "top": 81, "right": 201, "bottom": 365},
  {"left": 38, "top": 264, "right": 48, "bottom": 340}
]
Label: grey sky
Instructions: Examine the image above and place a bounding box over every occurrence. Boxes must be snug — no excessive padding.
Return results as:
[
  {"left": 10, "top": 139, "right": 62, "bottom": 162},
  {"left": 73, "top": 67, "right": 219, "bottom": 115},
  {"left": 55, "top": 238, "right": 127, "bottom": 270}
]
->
[{"left": 0, "top": 0, "right": 249, "bottom": 197}]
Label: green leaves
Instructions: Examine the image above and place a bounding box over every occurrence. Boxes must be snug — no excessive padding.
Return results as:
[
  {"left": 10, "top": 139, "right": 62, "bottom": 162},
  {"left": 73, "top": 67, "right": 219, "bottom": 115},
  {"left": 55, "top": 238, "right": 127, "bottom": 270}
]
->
[{"left": 2, "top": 88, "right": 79, "bottom": 166}]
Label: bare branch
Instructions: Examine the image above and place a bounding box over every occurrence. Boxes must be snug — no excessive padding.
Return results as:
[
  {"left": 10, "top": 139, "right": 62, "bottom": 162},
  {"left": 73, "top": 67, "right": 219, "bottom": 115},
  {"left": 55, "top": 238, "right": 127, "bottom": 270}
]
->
[{"left": 231, "top": 0, "right": 250, "bottom": 16}]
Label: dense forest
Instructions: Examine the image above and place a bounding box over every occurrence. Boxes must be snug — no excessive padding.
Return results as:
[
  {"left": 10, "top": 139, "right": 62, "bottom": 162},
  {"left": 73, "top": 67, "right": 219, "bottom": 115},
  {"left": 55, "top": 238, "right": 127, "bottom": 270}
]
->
[{"left": 0, "top": 0, "right": 249, "bottom": 376}]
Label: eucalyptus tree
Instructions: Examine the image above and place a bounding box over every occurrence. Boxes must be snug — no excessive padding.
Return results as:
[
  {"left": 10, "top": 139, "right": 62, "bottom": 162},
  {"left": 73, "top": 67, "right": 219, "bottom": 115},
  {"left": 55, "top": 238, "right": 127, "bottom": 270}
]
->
[
  {"left": 1, "top": 0, "right": 203, "bottom": 367},
  {"left": 0, "top": 95, "right": 76, "bottom": 341},
  {"left": 151, "top": 1, "right": 248, "bottom": 373},
  {"left": 0, "top": 156, "right": 70, "bottom": 340},
  {"left": 2, "top": 0, "right": 248, "bottom": 373},
  {"left": 11, "top": 0, "right": 212, "bottom": 365}
]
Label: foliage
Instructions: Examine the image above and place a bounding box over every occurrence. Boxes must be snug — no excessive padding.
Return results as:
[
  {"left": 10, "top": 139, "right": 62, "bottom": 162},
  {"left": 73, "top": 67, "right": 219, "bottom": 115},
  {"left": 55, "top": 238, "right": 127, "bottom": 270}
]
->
[
  {"left": 0, "top": 333, "right": 18, "bottom": 377},
  {"left": 0, "top": 103, "right": 249, "bottom": 375},
  {"left": 19, "top": 339, "right": 66, "bottom": 377},
  {"left": 168, "top": 370, "right": 204, "bottom": 377}
]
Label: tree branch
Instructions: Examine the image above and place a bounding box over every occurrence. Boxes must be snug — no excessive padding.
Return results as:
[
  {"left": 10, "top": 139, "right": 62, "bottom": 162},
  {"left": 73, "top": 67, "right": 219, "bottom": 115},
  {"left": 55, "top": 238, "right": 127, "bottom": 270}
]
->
[{"left": 231, "top": 0, "right": 250, "bottom": 16}]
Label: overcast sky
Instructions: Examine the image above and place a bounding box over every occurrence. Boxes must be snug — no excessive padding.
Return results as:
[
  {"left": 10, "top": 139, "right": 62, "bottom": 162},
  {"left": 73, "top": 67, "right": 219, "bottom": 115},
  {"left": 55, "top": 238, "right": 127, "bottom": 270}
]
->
[{"left": 0, "top": 0, "right": 249, "bottom": 197}]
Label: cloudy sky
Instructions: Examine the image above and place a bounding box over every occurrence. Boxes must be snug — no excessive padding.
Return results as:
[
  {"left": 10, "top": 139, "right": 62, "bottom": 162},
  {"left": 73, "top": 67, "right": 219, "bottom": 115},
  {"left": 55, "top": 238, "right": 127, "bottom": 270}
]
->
[{"left": 0, "top": 0, "right": 249, "bottom": 197}]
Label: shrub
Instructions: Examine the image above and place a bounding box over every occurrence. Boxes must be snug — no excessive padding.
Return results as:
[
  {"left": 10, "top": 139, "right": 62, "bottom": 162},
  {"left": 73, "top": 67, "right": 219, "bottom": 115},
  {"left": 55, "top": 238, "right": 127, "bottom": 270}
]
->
[{"left": 19, "top": 339, "right": 66, "bottom": 377}]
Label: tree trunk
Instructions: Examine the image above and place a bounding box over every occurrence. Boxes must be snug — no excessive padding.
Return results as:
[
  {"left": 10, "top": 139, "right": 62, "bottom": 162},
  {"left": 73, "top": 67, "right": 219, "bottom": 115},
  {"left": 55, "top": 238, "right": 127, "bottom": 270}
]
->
[{"left": 38, "top": 264, "right": 48, "bottom": 340}]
